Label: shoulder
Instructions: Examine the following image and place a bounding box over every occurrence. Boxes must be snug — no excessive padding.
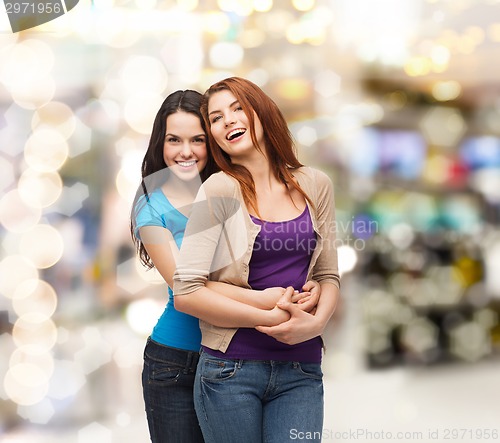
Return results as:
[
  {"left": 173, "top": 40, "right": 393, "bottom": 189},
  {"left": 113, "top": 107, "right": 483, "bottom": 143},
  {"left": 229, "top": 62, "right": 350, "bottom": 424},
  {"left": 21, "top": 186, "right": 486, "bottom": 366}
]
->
[
  {"left": 293, "top": 166, "right": 332, "bottom": 189},
  {"left": 201, "top": 171, "right": 239, "bottom": 196}
]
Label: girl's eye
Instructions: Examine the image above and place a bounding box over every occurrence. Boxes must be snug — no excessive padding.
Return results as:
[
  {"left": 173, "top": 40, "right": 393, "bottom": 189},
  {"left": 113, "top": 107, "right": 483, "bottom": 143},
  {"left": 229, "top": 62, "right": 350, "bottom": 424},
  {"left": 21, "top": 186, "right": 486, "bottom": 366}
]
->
[
  {"left": 235, "top": 106, "right": 242, "bottom": 111},
  {"left": 211, "top": 115, "right": 222, "bottom": 123},
  {"left": 166, "top": 137, "right": 179, "bottom": 143},
  {"left": 193, "top": 137, "right": 206, "bottom": 144}
]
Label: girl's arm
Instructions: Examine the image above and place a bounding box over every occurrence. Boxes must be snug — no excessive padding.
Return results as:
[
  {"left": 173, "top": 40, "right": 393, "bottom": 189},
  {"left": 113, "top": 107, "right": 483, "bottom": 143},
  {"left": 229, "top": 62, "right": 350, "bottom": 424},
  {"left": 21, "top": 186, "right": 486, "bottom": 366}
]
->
[{"left": 140, "top": 226, "right": 314, "bottom": 310}]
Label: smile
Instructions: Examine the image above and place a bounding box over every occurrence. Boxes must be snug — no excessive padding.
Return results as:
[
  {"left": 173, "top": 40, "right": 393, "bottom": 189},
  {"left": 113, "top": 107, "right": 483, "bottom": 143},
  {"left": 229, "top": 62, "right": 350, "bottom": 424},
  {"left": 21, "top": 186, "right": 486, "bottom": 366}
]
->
[
  {"left": 226, "top": 128, "right": 246, "bottom": 141},
  {"left": 176, "top": 161, "right": 197, "bottom": 167}
]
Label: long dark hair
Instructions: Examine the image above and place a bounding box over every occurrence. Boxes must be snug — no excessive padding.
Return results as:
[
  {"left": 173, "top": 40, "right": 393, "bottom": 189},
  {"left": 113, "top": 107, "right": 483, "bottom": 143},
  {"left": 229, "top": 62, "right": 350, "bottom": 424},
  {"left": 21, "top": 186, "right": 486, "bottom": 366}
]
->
[
  {"left": 130, "top": 90, "right": 218, "bottom": 269},
  {"left": 200, "top": 77, "right": 312, "bottom": 216}
]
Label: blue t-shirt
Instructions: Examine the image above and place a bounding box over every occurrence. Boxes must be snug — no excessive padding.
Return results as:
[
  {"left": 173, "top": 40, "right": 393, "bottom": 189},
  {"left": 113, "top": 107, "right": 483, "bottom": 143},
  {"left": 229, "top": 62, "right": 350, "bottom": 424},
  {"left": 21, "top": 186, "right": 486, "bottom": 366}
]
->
[{"left": 134, "top": 188, "right": 201, "bottom": 351}]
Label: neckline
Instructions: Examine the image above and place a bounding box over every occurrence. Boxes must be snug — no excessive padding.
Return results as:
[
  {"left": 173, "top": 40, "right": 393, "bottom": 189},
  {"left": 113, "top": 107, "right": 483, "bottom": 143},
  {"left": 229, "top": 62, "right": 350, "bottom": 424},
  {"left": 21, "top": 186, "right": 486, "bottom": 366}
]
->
[{"left": 249, "top": 205, "right": 308, "bottom": 224}]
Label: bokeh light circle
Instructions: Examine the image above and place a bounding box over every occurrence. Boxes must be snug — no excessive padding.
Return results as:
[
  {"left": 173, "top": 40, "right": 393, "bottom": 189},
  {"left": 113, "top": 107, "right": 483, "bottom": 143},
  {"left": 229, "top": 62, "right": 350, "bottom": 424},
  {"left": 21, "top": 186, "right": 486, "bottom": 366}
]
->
[
  {"left": 24, "top": 128, "right": 69, "bottom": 172},
  {"left": 18, "top": 169, "right": 63, "bottom": 208},
  {"left": 13, "top": 279, "right": 58, "bottom": 319},
  {"left": 0, "top": 255, "right": 39, "bottom": 298},
  {"left": 20, "top": 224, "right": 64, "bottom": 269},
  {"left": 0, "top": 190, "right": 42, "bottom": 233}
]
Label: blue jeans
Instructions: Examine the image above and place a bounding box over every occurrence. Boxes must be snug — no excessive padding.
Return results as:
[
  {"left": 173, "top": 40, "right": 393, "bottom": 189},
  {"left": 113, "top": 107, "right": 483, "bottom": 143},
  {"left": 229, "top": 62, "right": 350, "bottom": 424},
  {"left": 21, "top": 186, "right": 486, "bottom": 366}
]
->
[
  {"left": 194, "top": 351, "right": 324, "bottom": 443},
  {"left": 142, "top": 337, "right": 204, "bottom": 443}
]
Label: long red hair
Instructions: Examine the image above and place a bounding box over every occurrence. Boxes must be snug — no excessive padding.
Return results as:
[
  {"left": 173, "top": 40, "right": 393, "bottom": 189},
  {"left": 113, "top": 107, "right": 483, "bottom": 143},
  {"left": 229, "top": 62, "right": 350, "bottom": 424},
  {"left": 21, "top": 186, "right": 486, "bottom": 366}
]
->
[{"left": 200, "top": 77, "right": 312, "bottom": 216}]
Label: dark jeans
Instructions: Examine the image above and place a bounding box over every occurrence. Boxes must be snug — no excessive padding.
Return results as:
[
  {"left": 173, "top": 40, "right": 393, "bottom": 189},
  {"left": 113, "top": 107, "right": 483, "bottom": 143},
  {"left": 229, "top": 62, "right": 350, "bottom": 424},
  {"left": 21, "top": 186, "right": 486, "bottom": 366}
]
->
[{"left": 142, "top": 337, "right": 204, "bottom": 443}]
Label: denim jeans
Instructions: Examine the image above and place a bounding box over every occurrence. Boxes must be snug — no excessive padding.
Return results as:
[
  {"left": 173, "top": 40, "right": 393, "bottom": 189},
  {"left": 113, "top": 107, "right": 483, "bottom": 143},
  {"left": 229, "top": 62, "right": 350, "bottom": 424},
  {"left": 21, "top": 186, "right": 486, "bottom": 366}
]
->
[
  {"left": 142, "top": 337, "right": 204, "bottom": 443},
  {"left": 194, "top": 351, "right": 324, "bottom": 443}
]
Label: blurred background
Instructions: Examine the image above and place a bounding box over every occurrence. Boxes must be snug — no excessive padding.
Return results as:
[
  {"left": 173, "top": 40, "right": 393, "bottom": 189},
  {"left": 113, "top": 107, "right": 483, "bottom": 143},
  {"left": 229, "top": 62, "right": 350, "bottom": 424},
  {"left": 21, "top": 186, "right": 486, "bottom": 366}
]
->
[{"left": 1, "top": 0, "right": 500, "bottom": 442}]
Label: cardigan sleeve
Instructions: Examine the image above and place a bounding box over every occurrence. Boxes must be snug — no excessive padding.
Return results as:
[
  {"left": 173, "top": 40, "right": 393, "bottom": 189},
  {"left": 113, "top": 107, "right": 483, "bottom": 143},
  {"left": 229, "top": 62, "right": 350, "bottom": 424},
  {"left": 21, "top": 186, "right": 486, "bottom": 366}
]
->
[
  {"left": 311, "top": 169, "right": 341, "bottom": 289},
  {"left": 173, "top": 173, "right": 243, "bottom": 296}
]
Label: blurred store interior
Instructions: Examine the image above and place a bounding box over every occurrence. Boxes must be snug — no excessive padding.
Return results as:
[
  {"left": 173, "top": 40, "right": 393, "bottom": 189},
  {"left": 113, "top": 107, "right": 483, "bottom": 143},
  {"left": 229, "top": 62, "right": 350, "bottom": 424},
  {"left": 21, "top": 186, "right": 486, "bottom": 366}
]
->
[{"left": 0, "top": 0, "right": 499, "bottom": 441}]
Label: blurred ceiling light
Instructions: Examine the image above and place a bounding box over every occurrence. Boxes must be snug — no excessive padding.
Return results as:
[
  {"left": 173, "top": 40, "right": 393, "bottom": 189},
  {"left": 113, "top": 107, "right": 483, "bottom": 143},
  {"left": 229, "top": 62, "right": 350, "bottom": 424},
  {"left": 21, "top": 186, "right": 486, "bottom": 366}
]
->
[
  {"left": 217, "top": 0, "right": 253, "bottom": 16},
  {"left": 24, "top": 129, "right": 69, "bottom": 172},
  {"left": 12, "top": 314, "right": 58, "bottom": 351},
  {"left": 404, "top": 56, "right": 431, "bottom": 76},
  {"left": 20, "top": 225, "right": 64, "bottom": 269},
  {"left": 116, "top": 168, "right": 138, "bottom": 203},
  {"left": 314, "top": 70, "right": 341, "bottom": 98},
  {"left": 337, "top": 245, "right": 358, "bottom": 275},
  {"left": 276, "top": 78, "right": 310, "bottom": 100},
  {"left": 474, "top": 308, "right": 498, "bottom": 330},
  {"left": 457, "top": 34, "right": 476, "bottom": 54},
  {"left": 209, "top": 42, "right": 244, "bottom": 69},
  {"left": 0, "top": 256, "right": 38, "bottom": 301},
  {"left": 176, "top": 0, "right": 198, "bottom": 11},
  {"left": 3, "top": 363, "right": 50, "bottom": 406},
  {"left": 113, "top": 339, "right": 144, "bottom": 368},
  {"left": 124, "top": 92, "right": 164, "bottom": 134},
  {"left": 120, "top": 56, "right": 168, "bottom": 95},
  {"left": 292, "top": 0, "right": 315, "bottom": 11},
  {"left": 430, "top": 44, "right": 450, "bottom": 66},
  {"left": 0, "top": 190, "right": 42, "bottom": 233},
  {"left": 296, "top": 126, "right": 318, "bottom": 147},
  {"left": 419, "top": 107, "right": 466, "bottom": 148},
  {"left": 253, "top": 0, "right": 273, "bottom": 12},
  {"left": 13, "top": 279, "right": 57, "bottom": 319},
  {"left": 18, "top": 169, "right": 63, "bottom": 209},
  {"left": 32, "top": 102, "right": 76, "bottom": 140},
  {"left": 126, "top": 298, "right": 165, "bottom": 336},
  {"left": 203, "top": 11, "right": 230, "bottom": 35},
  {"left": 431, "top": 80, "right": 461, "bottom": 101}
]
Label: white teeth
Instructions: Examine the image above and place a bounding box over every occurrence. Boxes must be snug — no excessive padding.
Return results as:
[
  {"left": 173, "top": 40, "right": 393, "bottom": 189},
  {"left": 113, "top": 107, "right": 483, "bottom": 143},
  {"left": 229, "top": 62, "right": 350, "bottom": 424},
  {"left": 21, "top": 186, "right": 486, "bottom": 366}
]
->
[
  {"left": 177, "top": 161, "right": 196, "bottom": 167},
  {"left": 227, "top": 129, "right": 246, "bottom": 140}
]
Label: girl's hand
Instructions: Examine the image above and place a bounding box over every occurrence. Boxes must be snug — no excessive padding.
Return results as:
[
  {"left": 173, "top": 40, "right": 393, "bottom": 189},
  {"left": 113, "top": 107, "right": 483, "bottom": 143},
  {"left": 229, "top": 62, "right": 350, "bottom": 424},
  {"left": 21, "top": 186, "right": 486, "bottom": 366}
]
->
[
  {"left": 258, "top": 287, "right": 286, "bottom": 310},
  {"left": 291, "top": 280, "right": 321, "bottom": 313}
]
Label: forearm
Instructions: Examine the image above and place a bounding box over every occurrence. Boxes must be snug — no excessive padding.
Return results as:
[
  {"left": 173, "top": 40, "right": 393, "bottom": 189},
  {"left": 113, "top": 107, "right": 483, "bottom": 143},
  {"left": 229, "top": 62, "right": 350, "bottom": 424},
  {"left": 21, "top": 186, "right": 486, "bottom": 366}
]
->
[
  {"left": 313, "top": 282, "right": 339, "bottom": 331},
  {"left": 205, "top": 281, "right": 264, "bottom": 308},
  {"left": 174, "top": 287, "right": 284, "bottom": 328}
]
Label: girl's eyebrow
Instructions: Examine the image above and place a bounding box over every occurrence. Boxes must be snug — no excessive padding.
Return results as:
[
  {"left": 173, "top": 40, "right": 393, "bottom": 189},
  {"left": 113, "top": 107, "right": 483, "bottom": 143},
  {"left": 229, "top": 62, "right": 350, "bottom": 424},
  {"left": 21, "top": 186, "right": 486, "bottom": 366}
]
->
[
  {"left": 165, "top": 133, "right": 206, "bottom": 138},
  {"left": 208, "top": 100, "right": 239, "bottom": 116}
]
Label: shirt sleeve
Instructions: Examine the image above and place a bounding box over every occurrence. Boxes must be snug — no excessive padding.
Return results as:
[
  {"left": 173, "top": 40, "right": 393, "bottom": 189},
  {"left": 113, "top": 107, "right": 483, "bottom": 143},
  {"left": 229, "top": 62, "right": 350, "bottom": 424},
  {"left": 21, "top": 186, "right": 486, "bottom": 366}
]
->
[
  {"left": 133, "top": 194, "right": 166, "bottom": 239},
  {"left": 173, "top": 175, "right": 242, "bottom": 296},
  {"left": 311, "top": 169, "right": 341, "bottom": 289}
]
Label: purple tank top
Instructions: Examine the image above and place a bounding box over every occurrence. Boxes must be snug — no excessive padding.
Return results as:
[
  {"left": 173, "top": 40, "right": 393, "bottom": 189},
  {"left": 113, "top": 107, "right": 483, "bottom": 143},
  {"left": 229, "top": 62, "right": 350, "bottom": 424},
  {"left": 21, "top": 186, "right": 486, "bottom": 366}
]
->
[{"left": 204, "top": 205, "right": 322, "bottom": 363}]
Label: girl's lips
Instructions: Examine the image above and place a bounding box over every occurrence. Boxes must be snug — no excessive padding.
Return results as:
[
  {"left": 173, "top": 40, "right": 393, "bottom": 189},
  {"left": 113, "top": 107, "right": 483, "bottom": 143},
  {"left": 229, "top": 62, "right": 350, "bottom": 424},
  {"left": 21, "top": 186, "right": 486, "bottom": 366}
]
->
[
  {"left": 226, "top": 128, "right": 246, "bottom": 141},
  {"left": 176, "top": 160, "right": 197, "bottom": 168}
]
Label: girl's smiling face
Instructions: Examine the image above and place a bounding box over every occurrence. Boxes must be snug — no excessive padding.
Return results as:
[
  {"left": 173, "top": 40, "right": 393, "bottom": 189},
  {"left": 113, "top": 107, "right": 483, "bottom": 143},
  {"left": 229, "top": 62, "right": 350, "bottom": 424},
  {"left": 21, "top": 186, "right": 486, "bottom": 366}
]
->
[
  {"left": 208, "top": 89, "right": 264, "bottom": 161},
  {"left": 163, "top": 111, "right": 208, "bottom": 181}
]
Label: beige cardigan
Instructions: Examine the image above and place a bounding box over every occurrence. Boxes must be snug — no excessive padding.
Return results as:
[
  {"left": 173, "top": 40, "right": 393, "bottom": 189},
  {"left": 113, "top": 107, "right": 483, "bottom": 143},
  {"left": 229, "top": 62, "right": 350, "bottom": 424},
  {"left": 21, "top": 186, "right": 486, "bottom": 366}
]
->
[{"left": 173, "top": 166, "right": 340, "bottom": 352}]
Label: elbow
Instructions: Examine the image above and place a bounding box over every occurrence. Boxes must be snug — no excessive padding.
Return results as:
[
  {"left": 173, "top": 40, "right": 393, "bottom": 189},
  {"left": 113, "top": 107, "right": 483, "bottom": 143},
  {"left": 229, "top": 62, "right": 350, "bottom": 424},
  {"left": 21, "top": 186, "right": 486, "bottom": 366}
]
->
[{"left": 173, "top": 293, "right": 190, "bottom": 313}]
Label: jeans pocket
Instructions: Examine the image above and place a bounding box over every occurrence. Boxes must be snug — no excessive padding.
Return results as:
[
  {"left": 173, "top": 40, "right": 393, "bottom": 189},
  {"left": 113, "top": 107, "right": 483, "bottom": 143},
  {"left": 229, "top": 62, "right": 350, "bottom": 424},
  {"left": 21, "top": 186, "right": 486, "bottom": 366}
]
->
[
  {"left": 148, "top": 360, "right": 182, "bottom": 384},
  {"left": 293, "top": 362, "right": 323, "bottom": 380},
  {"left": 200, "top": 358, "right": 238, "bottom": 382}
]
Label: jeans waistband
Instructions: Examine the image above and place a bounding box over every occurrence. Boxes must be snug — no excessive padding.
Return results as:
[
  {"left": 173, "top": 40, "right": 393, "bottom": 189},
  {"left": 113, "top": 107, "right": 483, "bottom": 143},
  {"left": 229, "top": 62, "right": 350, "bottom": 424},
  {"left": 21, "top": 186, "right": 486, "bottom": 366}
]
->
[{"left": 145, "top": 337, "right": 200, "bottom": 372}]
